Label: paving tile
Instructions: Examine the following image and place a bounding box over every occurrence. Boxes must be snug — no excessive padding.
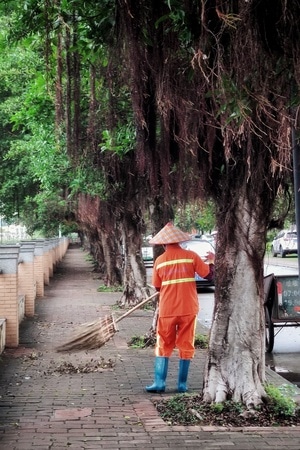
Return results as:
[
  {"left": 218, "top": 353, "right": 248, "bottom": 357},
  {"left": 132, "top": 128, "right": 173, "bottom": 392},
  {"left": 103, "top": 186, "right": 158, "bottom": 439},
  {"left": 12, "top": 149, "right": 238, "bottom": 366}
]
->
[{"left": 1, "top": 244, "right": 300, "bottom": 450}]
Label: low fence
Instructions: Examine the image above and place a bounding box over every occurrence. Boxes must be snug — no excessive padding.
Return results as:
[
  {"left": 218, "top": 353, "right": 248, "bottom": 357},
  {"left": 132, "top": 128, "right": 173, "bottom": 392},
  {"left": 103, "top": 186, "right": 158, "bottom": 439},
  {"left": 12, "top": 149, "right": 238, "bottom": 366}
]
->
[{"left": 0, "top": 237, "right": 69, "bottom": 351}]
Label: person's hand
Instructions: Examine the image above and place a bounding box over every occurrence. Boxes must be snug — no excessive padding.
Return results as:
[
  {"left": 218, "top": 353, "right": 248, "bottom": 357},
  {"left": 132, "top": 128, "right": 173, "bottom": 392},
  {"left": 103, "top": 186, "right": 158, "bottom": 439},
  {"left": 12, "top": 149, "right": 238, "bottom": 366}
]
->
[{"left": 205, "top": 251, "right": 215, "bottom": 264}]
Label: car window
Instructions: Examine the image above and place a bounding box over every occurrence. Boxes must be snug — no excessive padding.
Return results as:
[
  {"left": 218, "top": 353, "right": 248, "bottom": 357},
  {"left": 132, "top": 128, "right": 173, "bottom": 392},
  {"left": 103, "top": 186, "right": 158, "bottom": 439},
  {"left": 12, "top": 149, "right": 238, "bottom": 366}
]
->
[
  {"left": 286, "top": 232, "right": 297, "bottom": 239},
  {"left": 181, "top": 240, "right": 215, "bottom": 258},
  {"left": 274, "top": 231, "right": 297, "bottom": 240}
]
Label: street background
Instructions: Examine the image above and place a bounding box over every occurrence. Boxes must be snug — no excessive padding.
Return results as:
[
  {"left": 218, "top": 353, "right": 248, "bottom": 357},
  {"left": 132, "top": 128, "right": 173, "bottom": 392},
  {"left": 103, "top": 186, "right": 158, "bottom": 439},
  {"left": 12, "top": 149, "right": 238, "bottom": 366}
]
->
[{"left": 147, "top": 254, "right": 300, "bottom": 386}]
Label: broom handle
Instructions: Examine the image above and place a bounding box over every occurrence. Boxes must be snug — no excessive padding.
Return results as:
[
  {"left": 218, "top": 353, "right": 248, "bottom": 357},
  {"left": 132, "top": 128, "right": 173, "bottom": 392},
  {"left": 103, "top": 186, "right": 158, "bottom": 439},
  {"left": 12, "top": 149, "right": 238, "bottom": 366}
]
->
[{"left": 115, "top": 291, "right": 159, "bottom": 323}]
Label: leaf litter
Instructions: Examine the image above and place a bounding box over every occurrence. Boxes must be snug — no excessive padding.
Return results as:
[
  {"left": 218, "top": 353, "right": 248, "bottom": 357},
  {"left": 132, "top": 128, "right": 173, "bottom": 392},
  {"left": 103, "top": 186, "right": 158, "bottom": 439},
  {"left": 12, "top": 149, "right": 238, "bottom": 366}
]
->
[{"left": 154, "top": 393, "right": 300, "bottom": 428}]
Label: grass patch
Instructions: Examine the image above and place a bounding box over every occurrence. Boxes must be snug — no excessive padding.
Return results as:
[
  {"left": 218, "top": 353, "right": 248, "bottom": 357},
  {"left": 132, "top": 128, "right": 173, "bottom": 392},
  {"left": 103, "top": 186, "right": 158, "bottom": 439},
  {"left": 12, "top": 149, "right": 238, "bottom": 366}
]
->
[
  {"left": 194, "top": 333, "right": 209, "bottom": 349},
  {"left": 97, "top": 285, "right": 123, "bottom": 292},
  {"left": 127, "top": 333, "right": 208, "bottom": 349},
  {"left": 265, "top": 383, "right": 297, "bottom": 417},
  {"left": 154, "top": 388, "right": 300, "bottom": 427},
  {"left": 128, "top": 334, "right": 156, "bottom": 348}
]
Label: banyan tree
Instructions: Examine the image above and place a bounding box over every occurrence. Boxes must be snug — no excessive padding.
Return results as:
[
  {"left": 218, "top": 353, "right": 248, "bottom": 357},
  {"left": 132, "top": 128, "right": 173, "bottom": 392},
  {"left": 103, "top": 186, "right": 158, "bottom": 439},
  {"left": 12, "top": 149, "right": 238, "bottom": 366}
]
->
[
  {"left": 7, "top": 0, "right": 300, "bottom": 406},
  {"left": 116, "top": 0, "right": 300, "bottom": 406}
]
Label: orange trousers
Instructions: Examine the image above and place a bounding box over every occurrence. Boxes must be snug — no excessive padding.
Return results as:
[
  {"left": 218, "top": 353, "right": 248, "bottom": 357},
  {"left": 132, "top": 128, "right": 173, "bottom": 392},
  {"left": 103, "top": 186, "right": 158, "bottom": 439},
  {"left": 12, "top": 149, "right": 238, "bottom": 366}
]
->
[{"left": 155, "top": 314, "right": 197, "bottom": 359}]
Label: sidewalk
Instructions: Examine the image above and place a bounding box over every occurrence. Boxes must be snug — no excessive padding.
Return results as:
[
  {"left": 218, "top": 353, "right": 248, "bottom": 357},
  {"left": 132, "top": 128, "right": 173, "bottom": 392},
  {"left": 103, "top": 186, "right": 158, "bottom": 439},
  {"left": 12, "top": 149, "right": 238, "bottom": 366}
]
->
[{"left": 0, "top": 244, "right": 300, "bottom": 449}]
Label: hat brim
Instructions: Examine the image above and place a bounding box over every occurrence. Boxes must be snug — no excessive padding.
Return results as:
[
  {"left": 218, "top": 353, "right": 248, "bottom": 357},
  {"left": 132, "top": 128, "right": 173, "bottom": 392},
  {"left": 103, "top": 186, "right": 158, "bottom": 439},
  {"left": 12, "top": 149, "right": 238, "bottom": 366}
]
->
[{"left": 149, "top": 224, "right": 190, "bottom": 245}]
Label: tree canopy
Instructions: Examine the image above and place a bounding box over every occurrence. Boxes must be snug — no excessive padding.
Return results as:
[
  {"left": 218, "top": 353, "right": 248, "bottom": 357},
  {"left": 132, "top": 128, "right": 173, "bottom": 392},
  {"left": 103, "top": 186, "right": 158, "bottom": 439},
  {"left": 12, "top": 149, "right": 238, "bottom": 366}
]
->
[{"left": 0, "top": 0, "right": 299, "bottom": 407}]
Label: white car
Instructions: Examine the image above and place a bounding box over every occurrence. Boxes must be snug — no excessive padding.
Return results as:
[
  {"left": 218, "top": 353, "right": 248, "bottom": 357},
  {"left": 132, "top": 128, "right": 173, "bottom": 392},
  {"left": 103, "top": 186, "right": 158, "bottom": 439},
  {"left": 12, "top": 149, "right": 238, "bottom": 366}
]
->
[
  {"left": 271, "top": 230, "right": 297, "bottom": 258},
  {"left": 180, "top": 239, "right": 215, "bottom": 289},
  {"left": 141, "top": 245, "right": 153, "bottom": 267}
]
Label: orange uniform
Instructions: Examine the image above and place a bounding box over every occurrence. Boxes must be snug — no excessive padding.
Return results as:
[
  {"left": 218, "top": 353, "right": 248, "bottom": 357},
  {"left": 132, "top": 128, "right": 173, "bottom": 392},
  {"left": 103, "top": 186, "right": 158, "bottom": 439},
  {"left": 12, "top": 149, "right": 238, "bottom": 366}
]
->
[
  {"left": 146, "top": 223, "right": 215, "bottom": 393},
  {"left": 152, "top": 243, "right": 211, "bottom": 359}
]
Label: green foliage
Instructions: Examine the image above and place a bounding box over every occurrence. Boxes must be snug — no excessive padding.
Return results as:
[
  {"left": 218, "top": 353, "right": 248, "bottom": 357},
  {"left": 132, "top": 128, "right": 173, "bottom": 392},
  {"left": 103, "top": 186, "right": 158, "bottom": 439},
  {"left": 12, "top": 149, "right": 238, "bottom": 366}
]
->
[
  {"left": 69, "top": 165, "right": 106, "bottom": 197},
  {"left": 127, "top": 332, "right": 207, "bottom": 349},
  {"left": 156, "top": 389, "right": 299, "bottom": 427},
  {"left": 127, "top": 335, "right": 147, "bottom": 348},
  {"left": 0, "top": 1, "right": 138, "bottom": 239},
  {"left": 0, "top": 15, "right": 45, "bottom": 217},
  {"left": 212, "top": 76, "right": 252, "bottom": 127},
  {"left": 265, "top": 384, "right": 297, "bottom": 417},
  {"left": 127, "top": 333, "right": 156, "bottom": 348},
  {"left": 84, "top": 253, "right": 99, "bottom": 271},
  {"left": 0, "top": 9, "right": 75, "bottom": 236},
  {"left": 7, "top": 126, "right": 70, "bottom": 191},
  {"left": 155, "top": 0, "right": 197, "bottom": 48},
  {"left": 4, "top": 118, "right": 72, "bottom": 236},
  {"left": 100, "top": 124, "right": 136, "bottom": 157},
  {"left": 160, "top": 394, "right": 189, "bottom": 415},
  {"left": 210, "top": 402, "right": 224, "bottom": 413},
  {"left": 84, "top": 253, "right": 95, "bottom": 263},
  {"left": 175, "top": 201, "right": 216, "bottom": 234},
  {"left": 97, "top": 285, "right": 123, "bottom": 292},
  {"left": 0, "top": 4, "right": 119, "bottom": 236},
  {"left": 195, "top": 201, "right": 216, "bottom": 234},
  {"left": 210, "top": 401, "right": 243, "bottom": 415},
  {"left": 194, "top": 333, "right": 208, "bottom": 349},
  {"left": 22, "top": 191, "right": 70, "bottom": 237},
  {"left": 157, "top": 394, "right": 200, "bottom": 425},
  {"left": 60, "top": 221, "right": 78, "bottom": 236}
]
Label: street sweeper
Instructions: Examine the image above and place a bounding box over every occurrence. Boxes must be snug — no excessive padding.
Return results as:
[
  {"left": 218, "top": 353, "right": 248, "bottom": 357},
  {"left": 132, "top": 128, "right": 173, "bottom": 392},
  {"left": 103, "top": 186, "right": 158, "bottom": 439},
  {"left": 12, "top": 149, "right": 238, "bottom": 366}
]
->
[{"left": 146, "top": 222, "right": 215, "bottom": 393}]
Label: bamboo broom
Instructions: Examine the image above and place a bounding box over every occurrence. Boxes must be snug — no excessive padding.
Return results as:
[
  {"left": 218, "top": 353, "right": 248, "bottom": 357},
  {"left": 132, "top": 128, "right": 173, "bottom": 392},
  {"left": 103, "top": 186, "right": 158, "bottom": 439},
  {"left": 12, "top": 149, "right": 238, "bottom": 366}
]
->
[{"left": 56, "top": 291, "right": 159, "bottom": 352}]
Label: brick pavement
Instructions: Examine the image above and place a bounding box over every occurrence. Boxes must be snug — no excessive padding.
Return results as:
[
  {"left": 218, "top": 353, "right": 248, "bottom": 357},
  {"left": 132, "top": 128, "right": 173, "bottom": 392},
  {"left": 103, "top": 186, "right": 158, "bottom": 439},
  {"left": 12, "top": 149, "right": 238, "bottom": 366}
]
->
[{"left": 0, "top": 244, "right": 300, "bottom": 449}]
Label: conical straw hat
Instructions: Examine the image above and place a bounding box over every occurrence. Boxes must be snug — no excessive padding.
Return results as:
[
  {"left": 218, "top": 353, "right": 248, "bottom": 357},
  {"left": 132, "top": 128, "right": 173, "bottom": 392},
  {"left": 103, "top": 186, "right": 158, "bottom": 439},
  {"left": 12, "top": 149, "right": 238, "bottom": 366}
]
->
[{"left": 149, "top": 222, "right": 191, "bottom": 244}]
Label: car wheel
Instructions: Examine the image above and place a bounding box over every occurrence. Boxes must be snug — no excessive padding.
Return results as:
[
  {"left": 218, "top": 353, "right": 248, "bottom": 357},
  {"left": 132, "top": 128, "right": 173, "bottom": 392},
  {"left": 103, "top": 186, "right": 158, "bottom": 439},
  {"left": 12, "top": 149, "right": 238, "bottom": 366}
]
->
[
  {"left": 279, "top": 246, "right": 286, "bottom": 258},
  {"left": 271, "top": 246, "right": 277, "bottom": 257}
]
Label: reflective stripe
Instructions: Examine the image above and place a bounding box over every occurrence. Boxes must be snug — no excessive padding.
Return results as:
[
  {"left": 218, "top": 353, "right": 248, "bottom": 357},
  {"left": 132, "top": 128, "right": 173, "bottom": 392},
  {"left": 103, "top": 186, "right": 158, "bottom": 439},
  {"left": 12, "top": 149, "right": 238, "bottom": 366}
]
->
[
  {"left": 162, "top": 278, "right": 196, "bottom": 286},
  {"left": 157, "top": 258, "right": 194, "bottom": 269}
]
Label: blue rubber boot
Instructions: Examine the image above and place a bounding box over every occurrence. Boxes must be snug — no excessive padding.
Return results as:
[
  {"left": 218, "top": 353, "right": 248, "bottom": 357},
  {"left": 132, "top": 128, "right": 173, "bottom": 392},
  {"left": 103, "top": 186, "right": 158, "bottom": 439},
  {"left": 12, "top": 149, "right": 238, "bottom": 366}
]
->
[
  {"left": 177, "top": 359, "right": 191, "bottom": 393},
  {"left": 146, "top": 357, "right": 169, "bottom": 392}
]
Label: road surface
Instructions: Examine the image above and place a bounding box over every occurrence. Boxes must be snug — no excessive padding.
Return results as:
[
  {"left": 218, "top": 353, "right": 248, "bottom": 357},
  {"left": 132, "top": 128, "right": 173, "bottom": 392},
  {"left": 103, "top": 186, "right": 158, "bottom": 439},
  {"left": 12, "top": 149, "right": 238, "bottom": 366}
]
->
[{"left": 196, "top": 254, "right": 300, "bottom": 386}]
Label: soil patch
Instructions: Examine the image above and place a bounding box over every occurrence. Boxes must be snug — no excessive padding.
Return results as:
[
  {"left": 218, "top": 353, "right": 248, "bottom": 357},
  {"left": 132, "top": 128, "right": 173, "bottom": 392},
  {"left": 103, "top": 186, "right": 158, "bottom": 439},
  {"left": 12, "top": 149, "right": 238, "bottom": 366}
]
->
[{"left": 154, "top": 393, "right": 300, "bottom": 427}]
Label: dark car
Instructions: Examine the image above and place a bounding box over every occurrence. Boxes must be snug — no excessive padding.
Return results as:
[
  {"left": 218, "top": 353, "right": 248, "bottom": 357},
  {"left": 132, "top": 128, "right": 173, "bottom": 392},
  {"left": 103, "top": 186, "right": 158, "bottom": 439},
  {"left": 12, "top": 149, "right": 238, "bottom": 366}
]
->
[{"left": 180, "top": 239, "right": 215, "bottom": 289}]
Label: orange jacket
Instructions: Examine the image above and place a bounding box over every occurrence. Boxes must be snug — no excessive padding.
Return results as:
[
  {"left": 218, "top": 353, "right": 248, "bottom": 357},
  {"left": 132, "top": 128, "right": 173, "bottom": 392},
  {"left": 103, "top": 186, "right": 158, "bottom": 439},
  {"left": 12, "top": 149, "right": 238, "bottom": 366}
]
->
[{"left": 152, "top": 243, "right": 210, "bottom": 317}]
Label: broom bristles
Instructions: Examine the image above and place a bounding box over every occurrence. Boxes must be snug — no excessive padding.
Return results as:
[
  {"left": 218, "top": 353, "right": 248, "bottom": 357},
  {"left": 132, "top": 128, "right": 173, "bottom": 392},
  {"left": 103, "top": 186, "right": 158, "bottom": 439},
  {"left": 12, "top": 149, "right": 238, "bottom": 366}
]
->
[{"left": 56, "top": 314, "right": 118, "bottom": 352}]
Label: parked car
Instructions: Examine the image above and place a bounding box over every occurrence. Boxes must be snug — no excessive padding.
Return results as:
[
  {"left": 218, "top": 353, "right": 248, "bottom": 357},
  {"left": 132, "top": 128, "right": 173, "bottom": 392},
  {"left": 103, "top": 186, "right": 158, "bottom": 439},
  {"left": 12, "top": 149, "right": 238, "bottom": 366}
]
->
[
  {"left": 180, "top": 239, "right": 215, "bottom": 289},
  {"left": 201, "top": 234, "right": 215, "bottom": 244},
  {"left": 141, "top": 245, "right": 154, "bottom": 267},
  {"left": 271, "top": 230, "right": 297, "bottom": 257}
]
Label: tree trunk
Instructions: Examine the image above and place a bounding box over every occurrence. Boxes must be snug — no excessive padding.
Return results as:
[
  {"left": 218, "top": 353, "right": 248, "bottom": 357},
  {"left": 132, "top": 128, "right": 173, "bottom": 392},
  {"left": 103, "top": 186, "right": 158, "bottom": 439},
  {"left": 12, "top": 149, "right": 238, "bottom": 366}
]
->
[
  {"left": 76, "top": 194, "right": 123, "bottom": 286},
  {"left": 100, "top": 229, "right": 123, "bottom": 286},
  {"left": 203, "top": 193, "right": 267, "bottom": 408},
  {"left": 118, "top": 210, "right": 151, "bottom": 307}
]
